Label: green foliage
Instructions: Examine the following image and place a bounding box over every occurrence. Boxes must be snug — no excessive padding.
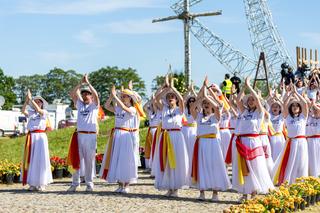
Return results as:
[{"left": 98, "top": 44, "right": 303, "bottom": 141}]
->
[
  {"left": 0, "top": 69, "right": 16, "bottom": 110},
  {"left": 14, "top": 68, "right": 82, "bottom": 104},
  {"left": 88, "top": 66, "right": 146, "bottom": 104},
  {"left": 152, "top": 71, "right": 188, "bottom": 94},
  {"left": 0, "top": 117, "right": 148, "bottom": 163}
]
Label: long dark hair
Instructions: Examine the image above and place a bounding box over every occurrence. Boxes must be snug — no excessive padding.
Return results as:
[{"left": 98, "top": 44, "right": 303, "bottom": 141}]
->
[
  {"left": 288, "top": 102, "right": 302, "bottom": 118},
  {"left": 186, "top": 97, "right": 196, "bottom": 115}
]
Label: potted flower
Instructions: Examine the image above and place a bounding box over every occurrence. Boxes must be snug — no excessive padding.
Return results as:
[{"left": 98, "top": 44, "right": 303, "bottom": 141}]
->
[
  {"left": 50, "top": 156, "right": 65, "bottom": 179},
  {"left": 95, "top": 154, "right": 103, "bottom": 175}
]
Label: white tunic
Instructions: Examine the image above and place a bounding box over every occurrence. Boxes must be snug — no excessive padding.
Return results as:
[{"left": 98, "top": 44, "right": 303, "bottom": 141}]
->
[{"left": 76, "top": 100, "right": 98, "bottom": 132}]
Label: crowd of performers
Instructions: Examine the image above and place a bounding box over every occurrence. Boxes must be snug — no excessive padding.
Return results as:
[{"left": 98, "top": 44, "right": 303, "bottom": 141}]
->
[{"left": 20, "top": 71, "right": 320, "bottom": 202}]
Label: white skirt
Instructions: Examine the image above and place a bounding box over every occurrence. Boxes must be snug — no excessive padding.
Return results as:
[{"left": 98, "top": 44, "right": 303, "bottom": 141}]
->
[
  {"left": 232, "top": 136, "right": 274, "bottom": 194},
  {"left": 100, "top": 129, "right": 138, "bottom": 183},
  {"left": 260, "top": 135, "right": 274, "bottom": 176},
  {"left": 145, "top": 128, "right": 157, "bottom": 169},
  {"left": 270, "top": 134, "right": 286, "bottom": 162},
  {"left": 220, "top": 129, "right": 231, "bottom": 159},
  {"left": 182, "top": 126, "right": 197, "bottom": 185},
  {"left": 272, "top": 138, "right": 308, "bottom": 184},
  {"left": 25, "top": 132, "right": 53, "bottom": 187},
  {"left": 154, "top": 131, "right": 189, "bottom": 190},
  {"left": 308, "top": 137, "right": 320, "bottom": 177},
  {"left": 193, "top": 138, "right": 231, "bottom": 190}
]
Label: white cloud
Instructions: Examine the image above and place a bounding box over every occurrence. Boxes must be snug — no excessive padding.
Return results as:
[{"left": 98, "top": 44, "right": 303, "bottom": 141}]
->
[
  {"left": 16, "top": 0, "right": 165, "bottom": 15},
  {"left": 299, "top": 32, "right": 320, "bottom": 45},
  {"left": 74, "top": 30, "right": 99, "bottom": 45},
  {"left": 105, "top": 18, "right": 179, "bottom": 34}
]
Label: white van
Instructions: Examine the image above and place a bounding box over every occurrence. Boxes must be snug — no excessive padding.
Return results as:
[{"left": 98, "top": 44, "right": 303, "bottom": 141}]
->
[{"left": 0, "top": 110, "right": 27, "bottom": 137}]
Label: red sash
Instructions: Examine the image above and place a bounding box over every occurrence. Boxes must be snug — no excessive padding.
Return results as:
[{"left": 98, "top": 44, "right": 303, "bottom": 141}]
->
[{"left": 225, "top": 133, "right": 235, "bottom": 164}]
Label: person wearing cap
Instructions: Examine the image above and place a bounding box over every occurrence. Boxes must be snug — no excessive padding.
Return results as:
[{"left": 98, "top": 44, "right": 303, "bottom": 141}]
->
[
  {"left": 273, "top": 83, "right": 309, "bottom": 185},
  {"left": 233, "top": 77, "right": 274, "bottom": 201},
  {"left": 153, "top": 75, "right": 189, "bottom": 197},
  {"left": 67, "top": 74, "right": 100, "bottom": 192},
  {"left": 21, "top": 89, "right": 53, "bottom": 191},
  {"left": 100, "top": 85, "right": 143, "bottom": 193}
]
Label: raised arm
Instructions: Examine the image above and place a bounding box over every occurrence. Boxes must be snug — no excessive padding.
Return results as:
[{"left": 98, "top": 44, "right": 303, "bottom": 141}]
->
[
  {"left": 170, "top": 77, "right": 185, "bottom": 113},
  {"left": 21, "top": 89, "right": 31, "bottom": 117},
  {"left": 84, "top": 74, "right": 100, "bottom": 107},
  {"left": 104, "top": 94, "right": 115, "bottom": 113},
  {"left": 236, "top": 84, "right": 246, "bottom": 113},
  {"left": 111, "top": 85, "right": 133, "bottom": 114},
  {"left": 292, "top": 84, "right": 308, "bottom": 117},
  {"left": 69, "top": 80, "right": 83, "bottom": 108},
  {"left": 245, "top": 77, "right": 263, "bottom": 112},
  {"left": 204, "top": 87, "right": 221, "bottom": 121},
  {"left": 26, "top": 90, "right": 45, "bottom": 116}
]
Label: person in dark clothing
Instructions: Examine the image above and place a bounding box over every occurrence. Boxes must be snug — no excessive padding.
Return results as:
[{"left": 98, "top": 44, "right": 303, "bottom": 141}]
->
[{"left": 230, "top": 73, "right": 241, "bottom": 94}]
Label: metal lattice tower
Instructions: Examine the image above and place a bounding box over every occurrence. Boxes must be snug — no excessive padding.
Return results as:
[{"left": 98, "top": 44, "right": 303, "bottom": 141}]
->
[
  {"left": 243, "top": 0, "right": 294, "bottom": 82},
  {"left": 152, "top": 0, "right": 222, "bottom": 87},
  {"left": 171, "top": 0, "right": 257, "bottom": 78}
]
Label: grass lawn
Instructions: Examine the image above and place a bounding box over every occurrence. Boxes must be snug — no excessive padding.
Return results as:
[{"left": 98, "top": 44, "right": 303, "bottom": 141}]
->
[{"left": 0, "top": 117, "right": 148, "bottom": 163}]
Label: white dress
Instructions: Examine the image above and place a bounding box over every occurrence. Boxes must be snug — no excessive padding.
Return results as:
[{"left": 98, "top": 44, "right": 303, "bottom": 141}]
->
[
  {"left": 269, "top": 114, "right": 286, "bottom": 161},
  {"left": 154, "top": 105, "right": 189, "bottom": 190},
  {"left": 150, "top": 110, "right": 162, "bottom": 175},
  {"left": 24, "top": 109, "right": 53, "bottom": 187},
  {"left": 272, "top": 114, "right": 308, "bottom": 184},
  {"left": 181, "top": 112, "right": 197, "bottom": 185},
  {"left": 306, "top": 116, "right": 320, "bottom": 177},
  {"left": 260, "top": 118, "right": 274, "bottom": 176},
  {"left": 193, "top": 113, "right": 231, "bottom": 190},
  {"left": 232, "top": 109, "right": 274, "bottom": 194},
  {"left": 100, "top": 106, "right": 138, "bottom": 183},
  {"left": 146, "top": 110, "right": 161, "bottom": 169},
  {"left": 220, "top": 112, "right": 231, "bottom": 159}
]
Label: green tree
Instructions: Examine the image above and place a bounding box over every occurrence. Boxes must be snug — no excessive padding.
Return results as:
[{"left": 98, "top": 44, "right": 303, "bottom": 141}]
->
[
  {"left": 89, "top": 66, "right": 146, "bottom": 105},
  {"left": 152, "top": 71, "right": 188, "bottom": 94},
  {"left": 14, "top": 74, "right": 46, "bottom": 104},
  {"left": 0, "top": 69, "right": 16, "bottom": 110},
  {"left": 42, "top": 68, "right": 82, "bottom": 103}
]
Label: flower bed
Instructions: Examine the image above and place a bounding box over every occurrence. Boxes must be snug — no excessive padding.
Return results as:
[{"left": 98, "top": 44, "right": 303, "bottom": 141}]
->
[
  {"left": 0, "top": 160, "right": 21, "bottom": 184},
  {"left": 225, "top": 176, "right": 320, "bottom": 212}
]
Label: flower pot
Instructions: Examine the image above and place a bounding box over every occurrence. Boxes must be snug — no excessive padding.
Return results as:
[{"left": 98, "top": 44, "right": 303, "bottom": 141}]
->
[
  {"left": 53, "top": 168, "right": 64, "bottom": 179},
  {"left": 63, "top": 168, "right": 72, "bottom": 178},
  {"left": 294, "top": 202, "right": 299, "bottom": 211},
  {"left": 300, "top": 202, "right": 305, "bottom": 210},
  {"left": 316, "top": 193, "right": 320, "bottom": 202},
  {"left": 139, "top": 156, "right": 146, "bottom": 169},
  {"left": 96, "top": 164, "right": 101, "bottom": 175},
  {"left": 5, "top": 174, "right": 14, "bottom": 184},
  {"left": 310, "top": 195, "right": 316, "bottom": 205},
  {"left": 306, "top": 195, "right": 311, "bottom": 207},
  {"left": 13, "top": 174, "right": 20, "bottom": 183}
]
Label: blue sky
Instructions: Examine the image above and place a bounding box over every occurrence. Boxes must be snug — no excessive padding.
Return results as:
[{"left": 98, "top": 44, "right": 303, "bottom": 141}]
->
[{"left": 0, "top": 0, "right": 319, "bottom": 95}]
